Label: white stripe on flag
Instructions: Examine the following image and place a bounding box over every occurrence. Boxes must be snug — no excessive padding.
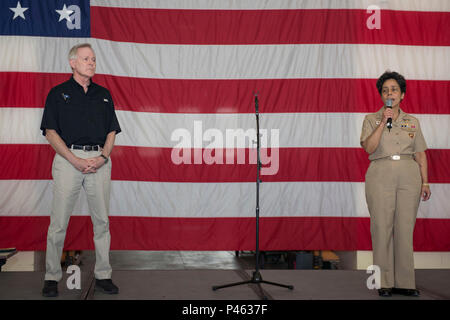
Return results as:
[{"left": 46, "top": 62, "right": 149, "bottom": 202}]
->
[
  {"left": 90, "top": 0, "right": 450, "bottom": 11},
  {"left": 1, "top": 108, "right": 448, "bottom": 149},
  {"left": 1, "top": 37, "right": 449, "bottom": 80},
  {"left": 0, "top": 180, "right": 448, "bottom": 219}
]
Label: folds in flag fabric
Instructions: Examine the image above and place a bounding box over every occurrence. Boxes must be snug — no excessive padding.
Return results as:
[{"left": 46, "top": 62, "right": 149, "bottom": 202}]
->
[{"left": 1, "top": 0, "right": 449, "bottom": 251}]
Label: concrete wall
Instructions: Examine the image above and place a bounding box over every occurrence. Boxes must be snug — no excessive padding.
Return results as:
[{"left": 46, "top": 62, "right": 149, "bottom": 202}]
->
[
  {"left": 337, "top": 251, "right": 450, "bottom": 270},
  {"left": 2, "top": 250, "right": 450, "bottom": 271}
]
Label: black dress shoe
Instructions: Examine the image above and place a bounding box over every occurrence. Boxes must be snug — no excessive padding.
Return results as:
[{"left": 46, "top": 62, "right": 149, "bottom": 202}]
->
[
  {"left": 95, "top": 279, "right": 119, "bottom": 294},
  {"left": 392, "top": 288, "right": 420, "bottom": 297},
  {"left": 42, "top": 280, "right": 58, "bottom": 297},
  {"left": 378, "top": 288, "right": 392, "bottom": 297}
]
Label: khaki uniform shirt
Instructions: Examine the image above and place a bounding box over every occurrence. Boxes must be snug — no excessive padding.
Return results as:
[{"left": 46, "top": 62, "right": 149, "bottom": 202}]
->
[{"left": 360, "top": 107, "right": 427, "bottom": 161}]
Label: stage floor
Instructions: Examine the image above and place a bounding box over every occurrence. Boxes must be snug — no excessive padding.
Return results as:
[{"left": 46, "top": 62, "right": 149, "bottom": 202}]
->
[{"left": 1, "top": 251, "right": 449, "bottom": 300}]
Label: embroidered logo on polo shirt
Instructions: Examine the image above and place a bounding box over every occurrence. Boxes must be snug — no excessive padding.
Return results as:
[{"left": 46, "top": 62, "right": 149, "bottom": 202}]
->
[{"left": 62, "top": 93, "right": 70, "bottom": 103}]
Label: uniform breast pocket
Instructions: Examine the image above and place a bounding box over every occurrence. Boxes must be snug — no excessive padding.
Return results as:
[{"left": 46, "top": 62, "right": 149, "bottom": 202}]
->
[
  {"left": 399, "top": 127, "right": 417, "bottom": 149},
  {"left": 400, "top": 126, "right": 416, "bottom": 138}
]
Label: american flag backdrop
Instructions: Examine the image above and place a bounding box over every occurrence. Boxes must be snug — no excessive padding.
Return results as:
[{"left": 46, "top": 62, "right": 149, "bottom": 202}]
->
[{"left": 0, "top": 0, "right": 449, "bottom": 251}]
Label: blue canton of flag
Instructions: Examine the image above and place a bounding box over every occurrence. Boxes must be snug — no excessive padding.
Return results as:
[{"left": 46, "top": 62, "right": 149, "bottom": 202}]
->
[{"left": 1, "top": 0, "right": 90, "bottom": 37}]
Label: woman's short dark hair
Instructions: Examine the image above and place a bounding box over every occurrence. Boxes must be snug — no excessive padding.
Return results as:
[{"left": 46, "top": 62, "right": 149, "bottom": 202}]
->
[{"left": 376, "top": 71, "right": 406, "bottom": 95}]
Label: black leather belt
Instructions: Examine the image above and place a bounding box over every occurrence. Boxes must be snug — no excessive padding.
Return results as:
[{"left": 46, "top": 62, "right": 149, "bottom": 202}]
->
[{"left": 68, "top": 144, "right": 101, "bottom": 151}]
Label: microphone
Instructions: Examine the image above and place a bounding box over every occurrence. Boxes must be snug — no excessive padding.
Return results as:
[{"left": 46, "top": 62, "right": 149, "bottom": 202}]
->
[
  {"left": 254, "top": 92, "right": 259, "bottom": 114},
  {"left": 386, "top": 99, "right": 393, "bottom": 131}
]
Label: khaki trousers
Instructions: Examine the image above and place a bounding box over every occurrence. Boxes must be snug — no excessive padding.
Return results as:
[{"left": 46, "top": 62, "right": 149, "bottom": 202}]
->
[
  {"left": 365, "top": 158, "right": 421, "bottom": 289},
  {"left": 45, "top": 149, "right": 112, "bottom": 281}
]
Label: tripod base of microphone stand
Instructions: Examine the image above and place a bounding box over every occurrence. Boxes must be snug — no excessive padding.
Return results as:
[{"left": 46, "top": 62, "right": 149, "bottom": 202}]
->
[{"left": 212, "top": 270, "right": 294, "bottom": 297}]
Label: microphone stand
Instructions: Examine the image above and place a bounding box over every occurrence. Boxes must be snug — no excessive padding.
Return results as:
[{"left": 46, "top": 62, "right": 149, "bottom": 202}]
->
[{"left": 212, "top": 93, "right": 294, "bottom": 299}]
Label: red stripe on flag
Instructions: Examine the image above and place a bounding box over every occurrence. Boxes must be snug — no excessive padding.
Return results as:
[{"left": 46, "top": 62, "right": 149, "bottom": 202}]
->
[
  {"left": 90, "top": 7, "right": 450, "bottom": 46},
  {"left": 2, "top": 72, "right": 450, "bottom": 114},
  {"left": 1, "top": 145, "right": 448, "bottom": 183},
  {"left": 1, "top": 216, "right": 449, "bottom": 251}
]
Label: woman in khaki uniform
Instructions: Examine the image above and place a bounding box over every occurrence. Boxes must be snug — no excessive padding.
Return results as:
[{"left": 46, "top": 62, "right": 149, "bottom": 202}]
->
[{"left": 360, "top": 71, "right": 431, "bottom": 297}]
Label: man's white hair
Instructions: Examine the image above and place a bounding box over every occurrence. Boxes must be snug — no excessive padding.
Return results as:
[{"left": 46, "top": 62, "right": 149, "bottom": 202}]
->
[{"left": 68, "top": 43, "right": 93, "bottom": 61}]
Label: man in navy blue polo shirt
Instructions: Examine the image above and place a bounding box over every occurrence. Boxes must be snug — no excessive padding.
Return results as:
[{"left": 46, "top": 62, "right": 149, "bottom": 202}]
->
[{"left": 40, "top": 43, "right": 121, "bottom": 297}]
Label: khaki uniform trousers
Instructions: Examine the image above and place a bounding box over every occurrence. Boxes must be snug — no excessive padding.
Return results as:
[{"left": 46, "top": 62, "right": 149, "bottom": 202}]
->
[
  {"left": 45, "top": 149, "right": 112, "bottom": 282},
  {"left": 365, "top": 157, "right": 421, "bottom": 289}
]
